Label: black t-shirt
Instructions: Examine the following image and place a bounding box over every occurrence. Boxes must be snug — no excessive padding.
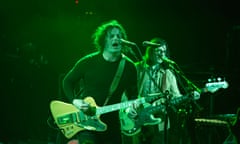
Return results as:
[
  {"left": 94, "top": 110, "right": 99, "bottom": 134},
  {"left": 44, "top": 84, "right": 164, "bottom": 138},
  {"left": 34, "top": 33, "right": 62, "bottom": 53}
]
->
[
  {"left": 66, "top": 52, "right": 138, "bottom": 143},
  {"left": 72, "top": 52, "right": 137, "bottom": 104}
]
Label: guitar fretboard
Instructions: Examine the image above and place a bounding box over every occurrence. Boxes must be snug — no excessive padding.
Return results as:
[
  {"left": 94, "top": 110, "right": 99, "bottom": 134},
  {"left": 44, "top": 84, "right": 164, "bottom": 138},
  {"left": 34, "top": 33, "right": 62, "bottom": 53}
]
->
[
  {"left": 95, "top": 94, "right": 163, "bottom": 115},
  {"left": 96, "top": 98, "right": 145, "bottom": 115},
  {"left": 170, "top": 96, "right": 189, "bottom": 105}
]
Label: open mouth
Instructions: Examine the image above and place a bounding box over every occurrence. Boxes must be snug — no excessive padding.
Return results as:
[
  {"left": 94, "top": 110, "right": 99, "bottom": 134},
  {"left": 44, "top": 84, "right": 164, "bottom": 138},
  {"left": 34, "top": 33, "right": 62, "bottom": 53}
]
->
[{"left": 112, "top": 42, "right": 119, "bottom": 47}]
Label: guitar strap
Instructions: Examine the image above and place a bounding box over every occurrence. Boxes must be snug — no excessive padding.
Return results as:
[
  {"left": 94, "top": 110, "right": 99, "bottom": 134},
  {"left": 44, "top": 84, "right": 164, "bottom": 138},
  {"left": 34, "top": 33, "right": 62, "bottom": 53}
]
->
[
  {"left": 138, "top": 64, "right": 164, "bottom": 96},
  {"left": 161, "top": 70, "right": 167, "bottom": 92},
  {"left": 103, "top": 55, "right": 126, "bottom": 106}
]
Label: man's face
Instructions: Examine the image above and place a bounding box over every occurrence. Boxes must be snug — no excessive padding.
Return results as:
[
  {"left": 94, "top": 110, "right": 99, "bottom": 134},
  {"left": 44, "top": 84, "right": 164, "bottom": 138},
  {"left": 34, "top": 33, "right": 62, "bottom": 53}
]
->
[
  {"left": 152, "top": 45, "right": 167, "bottom": 64},
  {"left": 104, "top": 27, "right": 122, "bottom": 53}
]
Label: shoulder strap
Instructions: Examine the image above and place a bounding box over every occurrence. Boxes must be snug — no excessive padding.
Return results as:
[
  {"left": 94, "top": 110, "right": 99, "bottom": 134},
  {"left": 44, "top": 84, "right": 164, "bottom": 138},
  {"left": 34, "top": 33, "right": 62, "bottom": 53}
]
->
[{"left": 103, "top": 57, "right": 126, "bottom": 106}]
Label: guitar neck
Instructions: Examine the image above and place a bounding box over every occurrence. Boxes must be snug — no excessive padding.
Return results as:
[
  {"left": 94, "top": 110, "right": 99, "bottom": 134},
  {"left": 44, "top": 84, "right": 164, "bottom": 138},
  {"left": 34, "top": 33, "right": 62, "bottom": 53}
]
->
[
  {"left": 96, "top": 98, "right": 145, "bottom": 115},
  {"left": 170, "top": 96, "right": 189, "bottom": 105},
  {"left": 170, "top": 80, "right": 228, "bottom": 104}
]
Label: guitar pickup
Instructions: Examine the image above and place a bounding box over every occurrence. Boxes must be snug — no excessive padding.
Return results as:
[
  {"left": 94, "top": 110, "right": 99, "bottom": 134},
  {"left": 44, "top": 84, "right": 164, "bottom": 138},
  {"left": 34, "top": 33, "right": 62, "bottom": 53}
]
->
[{"left": 57, "top": 113, "right": 77, "bottom": 125}]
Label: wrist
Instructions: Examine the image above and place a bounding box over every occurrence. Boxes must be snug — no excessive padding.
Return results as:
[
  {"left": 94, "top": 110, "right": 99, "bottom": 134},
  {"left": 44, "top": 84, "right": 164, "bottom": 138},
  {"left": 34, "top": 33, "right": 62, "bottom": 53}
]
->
[{"left": 124, "top": 107, "right": 131, "bottom": 113}]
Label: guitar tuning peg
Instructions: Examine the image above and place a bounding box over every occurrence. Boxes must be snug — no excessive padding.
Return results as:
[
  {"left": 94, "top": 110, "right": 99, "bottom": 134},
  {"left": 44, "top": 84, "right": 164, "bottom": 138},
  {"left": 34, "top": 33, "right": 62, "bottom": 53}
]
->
[
  {"left": 208, "top": 78, "right": 212, "bottom": 82},
  {"left": 217, "top": 77, "right": 222, "bottom": 82}
]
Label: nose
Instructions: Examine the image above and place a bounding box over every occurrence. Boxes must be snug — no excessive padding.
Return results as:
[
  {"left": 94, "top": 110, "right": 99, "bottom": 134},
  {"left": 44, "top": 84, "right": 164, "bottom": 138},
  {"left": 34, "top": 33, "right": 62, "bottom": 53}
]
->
[
  {"left": 113, "top": 36, "right": 120, "bottom": 43},
  {"left": 112, "top": 34, "right": 119, "bottom": 40}
]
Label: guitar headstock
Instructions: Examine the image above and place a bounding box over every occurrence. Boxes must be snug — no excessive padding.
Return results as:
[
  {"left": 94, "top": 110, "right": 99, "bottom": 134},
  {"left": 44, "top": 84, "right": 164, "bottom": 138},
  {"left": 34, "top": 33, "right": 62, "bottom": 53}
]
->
[{"left": 205, "top": 78, "right": 229, "bottom": 93}]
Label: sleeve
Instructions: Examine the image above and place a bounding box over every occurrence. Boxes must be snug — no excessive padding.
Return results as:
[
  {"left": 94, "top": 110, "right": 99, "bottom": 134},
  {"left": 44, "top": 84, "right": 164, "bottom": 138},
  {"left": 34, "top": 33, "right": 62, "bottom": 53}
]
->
[
  {"left": 62, "top": 58, "right": 85, "bottom": 102},
  {"left": 125, "top": 62, "right": 139, "bottom": 100},
  {"left": 167, "top": 69, "right": 182, "bottom": 98}
]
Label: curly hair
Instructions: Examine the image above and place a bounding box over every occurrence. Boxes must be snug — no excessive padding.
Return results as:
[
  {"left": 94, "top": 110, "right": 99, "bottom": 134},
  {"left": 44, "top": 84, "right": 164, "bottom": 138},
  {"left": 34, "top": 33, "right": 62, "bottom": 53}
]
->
[{"left": 92, "top": 20, "right": 128, "bottom": 52}]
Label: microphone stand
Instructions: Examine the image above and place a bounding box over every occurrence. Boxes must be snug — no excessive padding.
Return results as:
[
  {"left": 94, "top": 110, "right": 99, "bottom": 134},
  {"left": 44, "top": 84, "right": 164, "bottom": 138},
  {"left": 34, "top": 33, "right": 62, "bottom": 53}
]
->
[
  {"left": 132, "top": 45, "right": 143, "bottom": 62},
  {"left": 133, "top": 43, "right": 143, "bottom": 61},
  {"left": 167, "top": 62, "right": 202, "bottom": 144},
  {"left": 168, "top": 62, "right": 202, "bottom": 111},
  {"left": 163, "top": 90, "right": 171, "bottom": 144},
  {"left": 122, "top": 41, "right": 143, "bottom": 62},
  {"left": 168, "top": 62, "right": 201, "bottom": 93}
]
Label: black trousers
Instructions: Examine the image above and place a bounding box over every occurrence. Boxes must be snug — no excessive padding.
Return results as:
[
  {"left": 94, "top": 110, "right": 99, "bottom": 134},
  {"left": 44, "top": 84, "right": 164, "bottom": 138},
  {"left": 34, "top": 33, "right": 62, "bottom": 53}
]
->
[
  {"left": 56, "top": 131, "right": 96, "bottom": 144},
  {"left": 56, "top": 130, "right": 123, "bottom": 144}
]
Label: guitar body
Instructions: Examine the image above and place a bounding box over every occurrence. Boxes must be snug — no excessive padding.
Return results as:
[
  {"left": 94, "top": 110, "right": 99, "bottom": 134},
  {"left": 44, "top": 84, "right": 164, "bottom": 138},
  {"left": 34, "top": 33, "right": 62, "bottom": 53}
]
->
[
  {"left": 120, "top": 103, "right": 162, "bottom": 136},
  {"left": 119, "top": 110, "right": 138, "bottom": 134},
  {"left": 50, "top": 97, "right": 106, "bottom": 139}
]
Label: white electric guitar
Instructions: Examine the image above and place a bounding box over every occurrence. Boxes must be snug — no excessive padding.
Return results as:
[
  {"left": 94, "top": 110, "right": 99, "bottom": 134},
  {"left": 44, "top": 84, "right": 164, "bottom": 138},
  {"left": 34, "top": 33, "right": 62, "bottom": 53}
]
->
[{"left": 50, "top": 93, "right": 164, "bottom": 139}]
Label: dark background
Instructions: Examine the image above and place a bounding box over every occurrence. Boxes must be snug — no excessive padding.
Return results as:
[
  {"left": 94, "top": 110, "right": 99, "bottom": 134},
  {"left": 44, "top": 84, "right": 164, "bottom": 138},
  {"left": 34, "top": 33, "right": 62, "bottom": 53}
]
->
[{"left": 0, "top": 0, "right": 239, "bottom": 143}]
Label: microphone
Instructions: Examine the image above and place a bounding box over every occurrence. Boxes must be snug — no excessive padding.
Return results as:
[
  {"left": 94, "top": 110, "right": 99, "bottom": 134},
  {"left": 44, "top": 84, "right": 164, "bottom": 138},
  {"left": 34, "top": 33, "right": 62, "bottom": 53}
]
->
[
  {"left": 162, "top": 56, "right": 175, "bottom": 64},
  {"left": 142, "top": 41, "right": 161, "bottom": 47},
  {"left": 120, "top": 39, "right": 136, "bottom": 46}
]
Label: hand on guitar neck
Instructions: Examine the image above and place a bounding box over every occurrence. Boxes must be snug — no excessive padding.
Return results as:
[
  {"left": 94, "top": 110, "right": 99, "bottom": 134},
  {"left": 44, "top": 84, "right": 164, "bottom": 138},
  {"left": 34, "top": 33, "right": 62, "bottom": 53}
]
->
[{"left": 125, "top": 104, "right": 140, "bottom": 119}]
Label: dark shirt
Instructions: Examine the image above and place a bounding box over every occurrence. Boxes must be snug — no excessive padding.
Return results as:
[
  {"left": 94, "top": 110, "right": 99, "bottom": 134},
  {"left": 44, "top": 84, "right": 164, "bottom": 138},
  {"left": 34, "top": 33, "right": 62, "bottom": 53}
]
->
[{"left": 63, "top": 52, "right": 138, "bottom": 144}]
